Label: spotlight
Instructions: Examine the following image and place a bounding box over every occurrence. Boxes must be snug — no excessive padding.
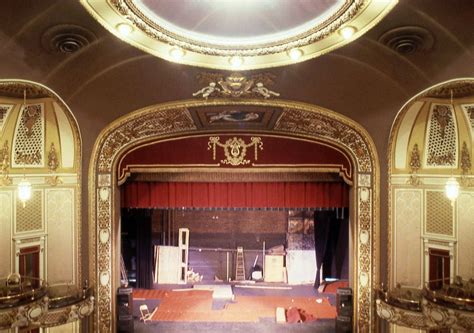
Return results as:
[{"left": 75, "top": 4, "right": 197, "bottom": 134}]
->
[
  {"left": 288, "top": 48, "right": 303, "bottom": 61},
  {"left": 170, "top": 47, "right": 185, "bottom": 61},
  {"left": 229, "top": 56, "right": 243, "bottom": 68},
  {"left": 339, "top": 26, "right": 357, "bottom": 40},
  {"left": 116, "top": 23, "right": 133, "bottom": 36}
]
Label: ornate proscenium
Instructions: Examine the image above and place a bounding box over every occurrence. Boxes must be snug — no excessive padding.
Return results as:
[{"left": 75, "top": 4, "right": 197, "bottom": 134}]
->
[{"left": 208, "top": 136, "right": 263, "bottom": 166}]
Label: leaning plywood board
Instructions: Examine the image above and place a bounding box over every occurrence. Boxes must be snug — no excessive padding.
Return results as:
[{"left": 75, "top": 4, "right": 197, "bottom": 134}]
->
[
  {"left": 156, "top": 246, "right": 180, "bottom": 284},
  {"left": 286, "top": 250, "right": 317, "bottom": 285},
  {"left": 264, "top": 255, "right": 285, "bottom": 282}
]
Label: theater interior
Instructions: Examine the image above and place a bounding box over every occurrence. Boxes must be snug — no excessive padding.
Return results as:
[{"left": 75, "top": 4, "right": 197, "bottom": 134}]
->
[{"left": 0, "top": 1, "right": 473, "bottom": 332}]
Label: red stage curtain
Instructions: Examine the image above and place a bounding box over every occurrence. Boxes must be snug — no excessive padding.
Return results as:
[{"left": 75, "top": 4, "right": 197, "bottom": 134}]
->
[{"left": 121, "top": 181, "right": 349, "bottom": 209}]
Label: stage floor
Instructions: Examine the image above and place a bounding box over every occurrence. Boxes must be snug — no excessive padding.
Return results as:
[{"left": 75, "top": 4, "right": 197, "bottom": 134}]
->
[{"left": 132, "top": 282, "right": 343, "bottom": 329}]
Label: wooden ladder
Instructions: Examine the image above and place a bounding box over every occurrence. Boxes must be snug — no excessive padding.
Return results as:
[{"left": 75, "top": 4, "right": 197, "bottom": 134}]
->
[
  {"left": 235, "top": 247, "right": 245, "bottom": 281},
  {"left": 120, "top": 254, "right": 129, "bottom": 286}
]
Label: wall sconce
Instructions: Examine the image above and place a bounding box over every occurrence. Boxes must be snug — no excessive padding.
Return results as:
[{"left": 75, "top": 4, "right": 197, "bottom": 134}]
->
[{"left": 18, "top": 177, "right": 32, "bottom": 208}]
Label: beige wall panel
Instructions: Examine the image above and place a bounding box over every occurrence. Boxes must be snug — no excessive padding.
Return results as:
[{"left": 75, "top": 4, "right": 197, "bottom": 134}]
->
[
  {"left": 458, "top": 192, "right": 474, "bottom": 277},
  {"left": 394, "top": 189, "right": 422, "bottom": 287},
  {"left": 395, "top": 101, "right": 424, "bottom": 169},
  {"left": 0, "top": 191, "right": 12, "bottom": 276},
  {"left": 53, "top": 102, "right": 75, "bottom": 169},
  {"left": 46, "top": 188, "right": 74, "bottom": 283}
]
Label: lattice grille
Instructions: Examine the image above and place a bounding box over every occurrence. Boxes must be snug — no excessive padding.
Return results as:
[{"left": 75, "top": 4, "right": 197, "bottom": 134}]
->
[
  {"left": 16, "top": 190, "right": 42, "bottom": 233},
  {"left": 426, "top": 191, "right": 453, "bottom": 236},
  {"left": 462, "top": 104, "right": 474, "bottom": 135},
  {"left": 0, "top": 104, "right": 13, "bottom": 132},
  {"left": 12, "top": 104, "right": 44, "bottom": 167},
  {"left": 426, "top": 104, "right": 457, "bottom": 167}
]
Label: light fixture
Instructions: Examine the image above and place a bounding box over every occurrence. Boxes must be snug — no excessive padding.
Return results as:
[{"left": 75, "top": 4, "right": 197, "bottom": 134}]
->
[
  {"left": 288, "top": 48, "right": 303, "bottom": 61},
  {"left": 169, "top": 47, "right": 185, "bottom": 61},
  {"left": 18, "top": 177, "right": 32, "bottom": 208},
  {"left": 445, "top": 176, "right": 459, "bottom": 206},
  {"left": 229, "top": 56, "right": 243, "bottom": 68},
  {"left": 116, "top": 23, "right": 133, "bottom": 36},
  {"left": 339, "top": 26, "right": 357, "bottom": 40},
  {"left": 444, "top": 90, "right": 459, "bottom": 206}
]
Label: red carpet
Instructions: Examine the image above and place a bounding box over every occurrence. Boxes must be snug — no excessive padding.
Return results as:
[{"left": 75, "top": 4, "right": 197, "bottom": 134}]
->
[{"left": 133, "top": 288, "right": 336, "bottom": 323}]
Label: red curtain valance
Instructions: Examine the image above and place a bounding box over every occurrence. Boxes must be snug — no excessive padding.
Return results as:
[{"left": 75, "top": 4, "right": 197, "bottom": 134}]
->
[{"left": 121, "top": 181, "right": 349, "bottom": 209}]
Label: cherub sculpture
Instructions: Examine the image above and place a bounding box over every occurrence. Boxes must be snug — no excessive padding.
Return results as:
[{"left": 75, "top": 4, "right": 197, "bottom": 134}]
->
[
  {"left": 252, "top": 82, "right": 280, "bottom": 99},
  {"left": 192, "top": 82, "right": 220, "bottom": 99}
]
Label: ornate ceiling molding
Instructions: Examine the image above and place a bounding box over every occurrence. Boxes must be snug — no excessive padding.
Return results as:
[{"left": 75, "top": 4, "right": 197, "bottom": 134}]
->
[{"left": 80, "top": 0, "right": 397, "bottom": 70}]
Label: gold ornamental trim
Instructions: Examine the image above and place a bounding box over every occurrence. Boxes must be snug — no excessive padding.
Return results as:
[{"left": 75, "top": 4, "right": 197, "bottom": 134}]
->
[
  {"left": 80, "top": 0, "right": 398, "bottom": 70},
  {"left": 89, "top": 98, "right": 380, "bottom": 332},
  {"left": 208, "top": 136, "right": 263, "bottom": 166}
]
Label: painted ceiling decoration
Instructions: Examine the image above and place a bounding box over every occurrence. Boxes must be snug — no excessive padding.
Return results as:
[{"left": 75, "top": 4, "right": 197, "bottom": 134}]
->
[{"left": 80, "top": 0, "right": 398, "bottom": 70}]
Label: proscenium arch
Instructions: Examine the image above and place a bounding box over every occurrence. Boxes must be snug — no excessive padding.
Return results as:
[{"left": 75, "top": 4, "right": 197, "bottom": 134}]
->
[{"left": 89, "top": 99, "right": 380, "bottom": 332}]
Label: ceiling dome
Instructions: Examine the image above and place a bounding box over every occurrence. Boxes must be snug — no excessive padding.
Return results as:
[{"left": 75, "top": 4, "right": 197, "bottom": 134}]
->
[{"left": 80, "top": 0, "right": 397, "bottom": 70}]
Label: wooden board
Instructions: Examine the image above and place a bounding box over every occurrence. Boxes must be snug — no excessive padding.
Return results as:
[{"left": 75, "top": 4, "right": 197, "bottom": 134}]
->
[
  {"left": 264, "top": 255, "right": 285, "bottom": 282},
  {"left": 155, "top": 246, "right": 180, "bottom": 284}
]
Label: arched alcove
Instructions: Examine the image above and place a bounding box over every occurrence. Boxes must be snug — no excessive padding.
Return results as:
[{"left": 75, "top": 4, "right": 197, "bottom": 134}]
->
[
  {"left": 89, "top": 99, "right": 380, "bottom": 332},
  {"left": 385, "top": 78, "right": 474, "bottom": 331}
]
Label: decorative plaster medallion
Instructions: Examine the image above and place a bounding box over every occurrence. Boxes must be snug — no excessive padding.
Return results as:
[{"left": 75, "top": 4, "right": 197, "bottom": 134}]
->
[
  {"left": 99, "top": 229, "right": 110, "bottom": 244},
  {"left": 360, "top": 230, "right": 369, "bottom": 244},
  {"left": 360, "top": 187, "right": 369, "bottom": 202},
  {"left": 358, "top": 173, "right": 371, "bottom": 187},
  {"left": 99, "top": 187, "right": 110, "bottom": 201},
  {"left": 98, "top": 174, "right": 111, "bottom": 187},
  {"left": 100, "top": 272, "right": 110, "bottom": 286},
  {"left": 360, "top": 272, "right": 369, "bottom": 287}
]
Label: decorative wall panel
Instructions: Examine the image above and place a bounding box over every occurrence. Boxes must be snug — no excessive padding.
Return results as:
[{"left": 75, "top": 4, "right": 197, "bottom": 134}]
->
[
  {"left": 12, "top": 103, "right": 44, "bottom": 167},
  {"left": 425, "top": 191, "right": 453, "bottom": 236},
  {"left": 457, "top": 192, "right": 474, "bottom": 277},
  {"left": 0, "top": 104, "right": 13, "bottom": 133},
  {"left": 394, "top": 190, "right": 422, "bottom": 287},
  {"left": 46, "top": 189, "right": 74, "bottom": 283},
  {"left": 53, "top": 102, "right": 75, "bottom": 168},
  {"left": 461, "top": 104, "right": 474, "bottom": 135},
  {"left": 15, "top": 190, "right": 43, "bottom": 233},
  {"left": 425, "top": 104, "right": 457, "bottom": 167},
  {"left": 0, "top": 191, "right": 12, "bottom": 276}
]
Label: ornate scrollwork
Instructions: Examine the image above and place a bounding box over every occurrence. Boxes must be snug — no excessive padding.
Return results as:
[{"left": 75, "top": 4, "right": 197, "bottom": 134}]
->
[
  {"left": 407, "top": 143, "right": 422, "bottom": 186},
  {"left": 45, "top": 143, "right": 62, "bottom": 186},
  {"left": 98, "top": 108, "right": 196, "bottom": 172},
  {"left": 208, "top": 136, "right": 263, "bottom": 166},
  {"left": 0, "top": 140, "right": 12, "bottom": 186},
  {"left": 193, "top": 73, "right": 280, "bottom": 99}
]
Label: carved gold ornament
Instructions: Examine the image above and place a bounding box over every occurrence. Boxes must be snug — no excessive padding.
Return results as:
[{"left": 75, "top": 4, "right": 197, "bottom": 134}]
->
[
  {"left": 193, "top": 73, "right": 280, "bottom": 99},
  {"left": 0, "top": 140, "right": 12, "bottom": 186},
  {"left": 208, "top": 136, "right": 263, "bottom": 166},
  {"left": 460, "top": 141, "right": 473, "bottom": 187},
  {"left": 407, "top": 143, "right": 422, "bottom": 186},
  {"left": 80, "top": 0, "right": 397, "bottom": 70},
  {"left": 45, "top": 143, "right": 62, "bottom": 186}
]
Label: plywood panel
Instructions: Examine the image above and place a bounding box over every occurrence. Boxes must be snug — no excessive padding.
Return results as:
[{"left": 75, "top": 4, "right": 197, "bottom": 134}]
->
[
  {"left": 46, "top": 189, "right": 74, "bottom": 283},
  {"left": 458, "top": 192, "right": 474, "bottom": 277},
  {"left": 394, "top": 189, "right": 422, "bottom": 287},
  {"left": 156, "top": 246, "right": 180, "bottom": 284},
  {"left": 0, "top": 191, "right": 12, "bottom": 276},
  {"left": 264, "top": 255, "right": 284, "bottom": 282},
  {"left": 286, "top": 250, "right": 316, "bottom": 284}
]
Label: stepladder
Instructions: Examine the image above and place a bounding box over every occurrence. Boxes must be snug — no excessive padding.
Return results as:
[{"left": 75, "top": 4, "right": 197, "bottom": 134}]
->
[{"left": 235, "top": 246, "right": 245, "bottom": 281}]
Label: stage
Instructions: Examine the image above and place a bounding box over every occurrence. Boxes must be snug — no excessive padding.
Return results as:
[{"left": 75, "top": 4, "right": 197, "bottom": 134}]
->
[{"left": 130, "top": 282, "right": 347, "bottom": 332}]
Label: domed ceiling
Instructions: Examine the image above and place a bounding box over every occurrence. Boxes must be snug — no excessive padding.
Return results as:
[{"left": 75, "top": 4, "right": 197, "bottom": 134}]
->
[{"left": 80, "top": 0, "right": 397, "bottom": 70}]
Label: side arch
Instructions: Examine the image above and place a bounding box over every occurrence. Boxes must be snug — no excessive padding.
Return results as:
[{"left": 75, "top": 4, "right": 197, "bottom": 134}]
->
[{"left": 89, "top": 98, "right": 380, "bottom": 332}]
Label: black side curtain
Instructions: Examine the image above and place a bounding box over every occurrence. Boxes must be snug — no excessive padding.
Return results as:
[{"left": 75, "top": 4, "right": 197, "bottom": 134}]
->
[
  {"left": 124, "top": 210, "right": 153, "bottom": 289},
  {"left": 313, "top": 208, "right": 349, "bottom": 288}
]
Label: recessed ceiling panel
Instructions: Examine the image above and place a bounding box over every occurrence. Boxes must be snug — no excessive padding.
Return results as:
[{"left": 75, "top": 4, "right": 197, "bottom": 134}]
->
[{"left": 81, "top": 0, "right": 397, "bottom": 70}]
